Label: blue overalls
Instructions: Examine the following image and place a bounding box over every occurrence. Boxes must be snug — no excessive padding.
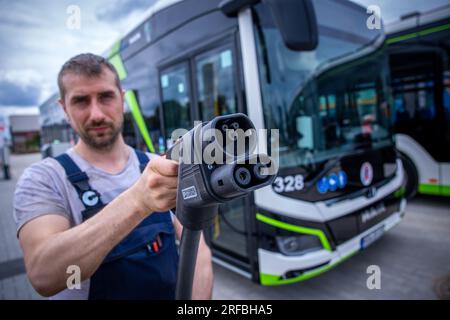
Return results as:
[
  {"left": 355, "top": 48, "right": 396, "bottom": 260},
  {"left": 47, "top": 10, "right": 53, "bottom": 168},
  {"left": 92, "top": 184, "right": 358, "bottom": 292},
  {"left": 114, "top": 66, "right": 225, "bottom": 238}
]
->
[{"left": 54, "top": 149, "right": 178, "bottom": 300}]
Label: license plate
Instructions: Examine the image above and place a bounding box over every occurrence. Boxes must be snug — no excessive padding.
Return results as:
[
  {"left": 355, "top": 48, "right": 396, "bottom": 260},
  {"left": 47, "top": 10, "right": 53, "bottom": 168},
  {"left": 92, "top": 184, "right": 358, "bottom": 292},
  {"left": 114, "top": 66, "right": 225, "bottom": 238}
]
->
[{"left": 360, "top": 226, "right": 385, "bottom": 250}]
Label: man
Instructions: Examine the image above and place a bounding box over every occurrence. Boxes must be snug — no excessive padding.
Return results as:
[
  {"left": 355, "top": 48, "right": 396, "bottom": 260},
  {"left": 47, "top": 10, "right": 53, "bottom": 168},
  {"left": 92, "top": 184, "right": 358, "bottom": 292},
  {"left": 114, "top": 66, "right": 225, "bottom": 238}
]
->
[
  {"left": 13, "top": 53, "right": 213, "bottom": 299},
  {"left": 0, "top": 116, "right": 10, "bottom": 180}
]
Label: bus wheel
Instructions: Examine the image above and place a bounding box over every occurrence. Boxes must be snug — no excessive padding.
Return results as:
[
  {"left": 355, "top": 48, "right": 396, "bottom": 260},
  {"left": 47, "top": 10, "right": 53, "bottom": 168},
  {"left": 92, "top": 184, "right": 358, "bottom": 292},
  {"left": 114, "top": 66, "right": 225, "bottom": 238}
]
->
[{"left": 400, "top": 153, "right": 418, "bottom": 199}]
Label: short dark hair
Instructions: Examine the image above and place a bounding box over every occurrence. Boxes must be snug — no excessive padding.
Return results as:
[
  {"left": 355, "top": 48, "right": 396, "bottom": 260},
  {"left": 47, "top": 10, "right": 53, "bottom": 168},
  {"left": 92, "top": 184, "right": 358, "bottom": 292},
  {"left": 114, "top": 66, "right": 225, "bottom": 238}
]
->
[{"left": 57, "top": 53, "right": 122, "bottom": 99}]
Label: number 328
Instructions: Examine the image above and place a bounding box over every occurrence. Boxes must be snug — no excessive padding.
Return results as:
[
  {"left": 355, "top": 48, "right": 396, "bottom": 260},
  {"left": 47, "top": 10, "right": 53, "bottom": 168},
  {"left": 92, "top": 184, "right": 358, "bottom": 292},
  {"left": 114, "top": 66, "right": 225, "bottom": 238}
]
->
[{"left": 273, "top": 175, "right": 304, "bottom": 193}]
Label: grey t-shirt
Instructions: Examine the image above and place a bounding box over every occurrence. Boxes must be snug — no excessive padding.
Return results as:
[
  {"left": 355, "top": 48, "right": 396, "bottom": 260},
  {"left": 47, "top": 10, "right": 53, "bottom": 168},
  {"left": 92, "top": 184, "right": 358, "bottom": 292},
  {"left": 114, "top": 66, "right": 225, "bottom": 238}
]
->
[{"left": 13, "top": 146, "right": 159, "bottom": 299}]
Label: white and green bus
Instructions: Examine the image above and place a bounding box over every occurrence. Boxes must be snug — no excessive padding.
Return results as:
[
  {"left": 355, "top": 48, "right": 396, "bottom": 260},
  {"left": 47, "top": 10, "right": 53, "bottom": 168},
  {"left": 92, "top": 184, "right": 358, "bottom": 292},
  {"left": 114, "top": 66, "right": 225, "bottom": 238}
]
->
[
  {"left": 387, "top": 5, "right": 450, "bottom": 198},
  {"left": 40, "top": 0, "right": 406, "bottom": 285}
]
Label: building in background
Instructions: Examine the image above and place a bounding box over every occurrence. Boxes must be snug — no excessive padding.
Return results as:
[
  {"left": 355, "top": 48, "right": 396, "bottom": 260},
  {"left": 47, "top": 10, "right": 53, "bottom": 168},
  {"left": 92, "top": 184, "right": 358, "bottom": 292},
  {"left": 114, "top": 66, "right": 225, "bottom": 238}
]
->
[
  {"left": 38, "top": 93, "right": 76, "bottom": 157},
  {"left": 39, "top": 93, "right": 76, "bottom": 145},
  {"left": 9, "top": 114, "right": 40, "bottom": 153}
]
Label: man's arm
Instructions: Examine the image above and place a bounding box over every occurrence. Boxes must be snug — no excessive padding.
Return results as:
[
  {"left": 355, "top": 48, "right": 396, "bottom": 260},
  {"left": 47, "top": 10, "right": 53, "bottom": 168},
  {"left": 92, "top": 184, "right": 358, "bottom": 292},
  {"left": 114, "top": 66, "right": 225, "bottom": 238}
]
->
[
  {"left": 18, "top": 157, "right": 178, "bottom": 297},
  {"left": 173, "top": 216, "right": 213, "bottom": 300}
]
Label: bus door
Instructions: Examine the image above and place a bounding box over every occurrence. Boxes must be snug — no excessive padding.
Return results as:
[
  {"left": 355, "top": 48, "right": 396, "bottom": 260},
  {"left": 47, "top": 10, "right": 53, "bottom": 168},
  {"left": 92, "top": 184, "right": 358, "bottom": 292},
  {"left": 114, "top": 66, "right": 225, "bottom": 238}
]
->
[
  {"left": 391, "top": 47, "right": 450, "bottom": 194},
  {"left": 158, "top": 37, "right": 257, "bottom": 277},
  {"left": 441, "top": 68, "right": 450, "bottom": 194},
  {"left": 192, "top": 40, "right": 256, "bottom": 276}
]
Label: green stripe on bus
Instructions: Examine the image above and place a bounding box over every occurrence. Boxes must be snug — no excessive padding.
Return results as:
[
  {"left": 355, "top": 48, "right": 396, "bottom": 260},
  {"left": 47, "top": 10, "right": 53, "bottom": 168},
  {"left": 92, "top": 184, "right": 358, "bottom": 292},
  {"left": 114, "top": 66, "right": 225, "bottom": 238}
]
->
[
  {"left": 419, "top": 184, "right": 450, "bottom": 197},
  {"left": 387, "top": 23, "right": 450, "bottom": 45},
  {"left": 418, "top": 183, "right": 440, "bottom": 195},
  {"left": 387, "top": 32, "right": 419, "bottom": 44},
  {"left": 125, "top": 90, "right": 155, "bottom": 153},
  {"left": 394, "top": 186, "right": 406, "bottom": 198},
  {"left": 260, "top": 250, "right": 358, "bottom": 285},
  {"left": 107, "top": 52, "right": 155, "bottom": 153},
  {"left": 109, "top": 54, "right": 127, "bottom": 81},
  {"left": 109, "top": 40, "right": 121, "bottom": 58},
  {"left": 255, "top": 213, "right": 331, "bottom": 251},
  {"left": 442, "top": 185, "right": 450, "bottom": 197}
]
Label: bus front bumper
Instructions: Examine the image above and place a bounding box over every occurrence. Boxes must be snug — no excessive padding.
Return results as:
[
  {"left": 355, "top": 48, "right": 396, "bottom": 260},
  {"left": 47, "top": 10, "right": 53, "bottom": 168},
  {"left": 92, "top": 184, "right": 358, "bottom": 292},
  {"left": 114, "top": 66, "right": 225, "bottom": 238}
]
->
[{"left": 258, "top": 199, "right": 406, "bottom": 285}]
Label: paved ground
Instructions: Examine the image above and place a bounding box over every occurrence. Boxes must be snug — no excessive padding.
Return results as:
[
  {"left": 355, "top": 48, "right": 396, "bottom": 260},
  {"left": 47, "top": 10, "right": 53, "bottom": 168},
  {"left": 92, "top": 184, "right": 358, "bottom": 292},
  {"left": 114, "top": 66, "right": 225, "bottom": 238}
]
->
[
  {"left": 1, "top": 153, "right": 449, "bottom": 299},
  {"left": 0, "top": 153, "right": 42, "bottom": 299}
]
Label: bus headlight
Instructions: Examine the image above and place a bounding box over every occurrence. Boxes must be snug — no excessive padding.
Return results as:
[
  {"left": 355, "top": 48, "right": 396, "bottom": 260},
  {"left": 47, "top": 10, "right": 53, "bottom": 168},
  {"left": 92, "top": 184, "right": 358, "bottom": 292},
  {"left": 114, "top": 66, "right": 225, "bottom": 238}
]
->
[{"left": 276, "top": 235, "right": 322, "bottom": 256}]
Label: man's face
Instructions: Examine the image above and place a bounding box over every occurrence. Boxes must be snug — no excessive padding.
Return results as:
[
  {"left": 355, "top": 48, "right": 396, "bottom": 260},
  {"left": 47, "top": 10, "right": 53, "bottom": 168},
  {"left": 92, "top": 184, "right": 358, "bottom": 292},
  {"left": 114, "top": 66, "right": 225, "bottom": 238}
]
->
[{"left": 60, "top": 67, "right": 124, "bottom": 150}]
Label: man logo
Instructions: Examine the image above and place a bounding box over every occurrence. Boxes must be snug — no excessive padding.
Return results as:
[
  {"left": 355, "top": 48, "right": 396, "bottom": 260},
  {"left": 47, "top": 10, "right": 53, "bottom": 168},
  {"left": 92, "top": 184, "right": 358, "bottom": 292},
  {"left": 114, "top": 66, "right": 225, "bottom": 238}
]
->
[
  {"left": 360, "top": 162, "right": 374, "bottom": 186},
  {"left": 81, "top": 190, "right": 99, "bottom": 207}
]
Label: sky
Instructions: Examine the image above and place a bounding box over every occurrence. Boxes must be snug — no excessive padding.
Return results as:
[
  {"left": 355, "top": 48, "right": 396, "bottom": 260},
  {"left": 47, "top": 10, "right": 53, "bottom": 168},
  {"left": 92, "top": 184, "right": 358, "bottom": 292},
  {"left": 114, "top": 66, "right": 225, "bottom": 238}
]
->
[{"left": 0, "top": 0, "right": 448, "bottom": 117}]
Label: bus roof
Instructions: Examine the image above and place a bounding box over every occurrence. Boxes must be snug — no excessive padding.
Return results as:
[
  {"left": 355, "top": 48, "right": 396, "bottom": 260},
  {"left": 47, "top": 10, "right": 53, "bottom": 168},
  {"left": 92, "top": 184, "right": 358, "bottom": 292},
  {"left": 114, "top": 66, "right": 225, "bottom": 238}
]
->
[
  {"left": 103, "top": 0, "right": 225, "bottom": 59},
  {"left": 103, "top": 0, "right": 183, "bottom": 57},
  {"left": 385, "top": 4, "right": 450, "bottom": 35}
]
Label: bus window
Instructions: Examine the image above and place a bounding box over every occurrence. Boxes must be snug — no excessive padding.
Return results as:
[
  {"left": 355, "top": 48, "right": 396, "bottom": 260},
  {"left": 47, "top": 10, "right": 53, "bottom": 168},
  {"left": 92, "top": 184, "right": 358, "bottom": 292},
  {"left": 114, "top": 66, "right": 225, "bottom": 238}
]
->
[
  {"left": 160, "top": 64, "right": 191, "bottom": 141},
  {"left": 393, "top": 77, "right": 436, "bottom": 122},
  {"left": 123, "top": 111, "right": 138, "bottom": 149},
  {"left": 389, "top": 49, "right": 449, "bottom": 162},
  {"left": 195, "top": 48, "right": 237, "bottom": 120},
  {"left": 444, "top": 70, "right": 450, "bottom": 119},
  {"left": 195, "top": 45, "right": 248, "bottom": 261}
]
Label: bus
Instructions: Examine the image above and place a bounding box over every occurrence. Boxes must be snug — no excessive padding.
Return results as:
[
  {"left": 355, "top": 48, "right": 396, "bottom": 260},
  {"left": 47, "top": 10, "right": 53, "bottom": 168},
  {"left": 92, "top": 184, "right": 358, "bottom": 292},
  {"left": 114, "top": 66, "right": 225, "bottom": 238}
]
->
[
  {"left": 386, "top": 5, "right": 450, "bottom": 198},
  {"left": 39, "top": 0, "right": 406, "bottom": 285}
]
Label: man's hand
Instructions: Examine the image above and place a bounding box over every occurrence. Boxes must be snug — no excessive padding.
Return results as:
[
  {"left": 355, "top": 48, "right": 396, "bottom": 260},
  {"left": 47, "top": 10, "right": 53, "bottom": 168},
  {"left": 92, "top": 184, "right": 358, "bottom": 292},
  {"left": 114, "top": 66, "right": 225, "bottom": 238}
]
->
[{"left": 131, "top": 156, "right": 178, "bottom": 216}]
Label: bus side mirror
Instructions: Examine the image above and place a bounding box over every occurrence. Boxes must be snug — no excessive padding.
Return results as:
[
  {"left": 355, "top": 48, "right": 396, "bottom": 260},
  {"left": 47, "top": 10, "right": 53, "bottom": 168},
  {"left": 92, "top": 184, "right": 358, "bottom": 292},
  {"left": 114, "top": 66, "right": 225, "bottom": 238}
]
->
[
  {"left": 219, "top": 0, "right": 318, "bottom": 51},
  {"left": 219, "top": 0, "right": 259, "bottom": 16},
  {"left": 263, "top": 0, "right": 318, "bottom": 51}
]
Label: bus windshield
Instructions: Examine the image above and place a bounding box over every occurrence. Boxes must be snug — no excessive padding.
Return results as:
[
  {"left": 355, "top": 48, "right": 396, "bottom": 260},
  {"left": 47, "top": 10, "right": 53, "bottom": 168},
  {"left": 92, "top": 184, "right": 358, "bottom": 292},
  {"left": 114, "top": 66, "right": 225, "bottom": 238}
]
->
[{"left": 253, "top": 1, "right": 393, "bottom": 170}]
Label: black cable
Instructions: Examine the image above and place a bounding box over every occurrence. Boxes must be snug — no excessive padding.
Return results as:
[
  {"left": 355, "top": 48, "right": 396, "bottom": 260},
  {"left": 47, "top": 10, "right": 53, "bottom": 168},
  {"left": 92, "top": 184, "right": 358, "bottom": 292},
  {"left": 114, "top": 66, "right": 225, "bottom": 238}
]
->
[{"left": 175, "top": 228, "right": 201, "bottom": 300}]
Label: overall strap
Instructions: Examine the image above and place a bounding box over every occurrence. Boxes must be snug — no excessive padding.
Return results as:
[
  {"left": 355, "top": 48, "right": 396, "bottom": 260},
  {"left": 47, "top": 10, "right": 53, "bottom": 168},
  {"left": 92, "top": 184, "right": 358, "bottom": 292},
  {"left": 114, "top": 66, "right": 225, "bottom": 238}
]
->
[
  {"left": 134, "top": 149, "right": 149, "bottom": 173},
  {"left": 54, "top": 153, "right": 105, "bottom": 221}
]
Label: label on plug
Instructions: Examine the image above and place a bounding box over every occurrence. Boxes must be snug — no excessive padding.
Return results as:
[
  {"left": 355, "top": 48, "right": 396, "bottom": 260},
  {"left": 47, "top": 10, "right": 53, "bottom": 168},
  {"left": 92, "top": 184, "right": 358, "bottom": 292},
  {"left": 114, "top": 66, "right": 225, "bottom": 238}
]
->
[{"left": 182, "top": 186, "right": 198, "bottom": 200}]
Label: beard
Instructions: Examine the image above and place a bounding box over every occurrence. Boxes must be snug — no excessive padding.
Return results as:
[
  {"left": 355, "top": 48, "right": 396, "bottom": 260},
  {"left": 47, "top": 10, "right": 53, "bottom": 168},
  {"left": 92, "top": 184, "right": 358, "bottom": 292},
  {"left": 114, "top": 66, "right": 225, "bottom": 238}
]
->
[{"left": 79, "top": 119, "right": 123, "bottom": 150}]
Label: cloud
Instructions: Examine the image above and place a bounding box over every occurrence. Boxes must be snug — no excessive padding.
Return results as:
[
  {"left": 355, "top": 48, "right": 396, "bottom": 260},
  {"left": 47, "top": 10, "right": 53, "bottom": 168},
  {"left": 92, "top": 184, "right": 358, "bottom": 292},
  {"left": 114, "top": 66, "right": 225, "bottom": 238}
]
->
[
  {"left": 0, "top": 0, "right": 129, "bottom": 108},
  {"left": 95, "top": 0, "right": 157, "bottom": 22},
  {"left": 0, "top": 1, "right": 55, "bottom": 29},
  {"left": 0, "top": 0, "right": 159, "bottom": 110},
  {"left": 0, "top": 70, "right": 43, "bottom": 107}
]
